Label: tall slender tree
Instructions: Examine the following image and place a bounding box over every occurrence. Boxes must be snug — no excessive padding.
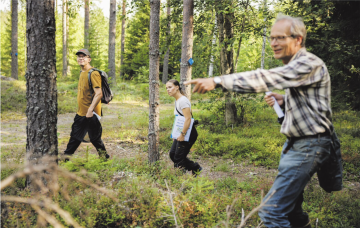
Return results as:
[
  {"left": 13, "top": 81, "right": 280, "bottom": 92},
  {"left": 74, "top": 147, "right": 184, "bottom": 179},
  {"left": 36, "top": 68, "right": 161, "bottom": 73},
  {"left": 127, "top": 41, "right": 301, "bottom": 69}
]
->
[
  {"left": 84, "top": 0, "right": 90, "bottom": 49},
  {"left": 148, "top": 0, "right": 160, "bottom": 164},
  {"left": 234, "top": 0, "right": 249, "bottom": 71},
  {"left": 180, "top": 0, "right": 194, "bottom": 100},
  {"left": 11, "top": 0, "right": 18, "bottom": 80},
  {"left": 62, "top": 0, "right": 69, "bottom": 77},
  {"left": 216, "top": 0, "right": 237, "bottom": 125},
  {"left": 162, "top": 0, "right": 171, "bottom": 84},
  {"left": 109, "top": 0, "right": 116, "bottom": 85},
  {"left": 260, "top": 0, "right": 267, "bottom": 70},
  {"left": 119, "top": 0, "right": 126, "bottom": 79},
  {"left": 25, "top": 0, "right": 58, "bottom": 187}
]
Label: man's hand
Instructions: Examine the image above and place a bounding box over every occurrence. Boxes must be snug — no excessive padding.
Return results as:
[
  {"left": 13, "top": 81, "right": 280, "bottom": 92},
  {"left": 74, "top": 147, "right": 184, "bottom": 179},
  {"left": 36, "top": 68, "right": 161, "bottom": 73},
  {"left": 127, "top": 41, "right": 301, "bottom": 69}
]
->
[
  {"left": 264, "top": 92, "right": 284, "bottom": 107},
  {"left": 86, "top": 109, "right": 94, "bottom": 118},
  {"left": 184, "top": 78, "right": 216, "bottom": 94}
]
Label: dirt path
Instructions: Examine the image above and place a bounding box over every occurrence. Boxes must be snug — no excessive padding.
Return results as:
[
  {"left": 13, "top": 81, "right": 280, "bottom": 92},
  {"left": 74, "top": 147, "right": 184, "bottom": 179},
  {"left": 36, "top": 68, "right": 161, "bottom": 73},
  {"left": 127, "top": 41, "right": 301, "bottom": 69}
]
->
[{"left": 1, "top": 101, "right": 280, "bottom": 184}]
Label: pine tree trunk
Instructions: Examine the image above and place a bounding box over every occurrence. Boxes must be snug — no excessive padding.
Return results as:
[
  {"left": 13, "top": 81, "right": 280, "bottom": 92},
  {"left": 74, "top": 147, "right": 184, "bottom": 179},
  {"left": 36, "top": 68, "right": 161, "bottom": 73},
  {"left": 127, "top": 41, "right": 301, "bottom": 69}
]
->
[
  {"left": 109, "top": 0, "right": 116, "bottom": 85},
  {"left": 162, "top": 1, "right": 171, "bottom": 84},
  {"left": 180, "top": 0, "right": 194, "bottom": 100},
  {"left": 261, "top": 0, "right": 267, "bottom": 70},
  {"left": 84, "top": 0, "right": 90, "bottom": 49},
  {"left": 11, "top": 0, "right": 18, "bottom": 80},
  {"left": 148, "top": 0, "right": 160, "bottom": 164},
  {"left": 25, "top": 0, "right": 58, "bottom": 187},
  {"left": 119, "top": 0, "right": 126, "bottom": 79},
  {"left": 216, "top": 1, "right": 237, "bottom": 126},
  {"left": 62, "top": 0, "right": 68, "bottom": 77}
]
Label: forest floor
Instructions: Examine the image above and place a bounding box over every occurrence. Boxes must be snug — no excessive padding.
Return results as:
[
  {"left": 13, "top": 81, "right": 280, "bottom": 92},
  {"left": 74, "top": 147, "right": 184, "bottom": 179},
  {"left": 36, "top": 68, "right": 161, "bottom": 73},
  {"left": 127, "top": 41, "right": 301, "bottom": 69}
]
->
[
  {"left": 1, "top": 100, "right": 279, "bottom": 186},
  {"left": 2, "top": 100, "right": 359, "bottom": 191}
]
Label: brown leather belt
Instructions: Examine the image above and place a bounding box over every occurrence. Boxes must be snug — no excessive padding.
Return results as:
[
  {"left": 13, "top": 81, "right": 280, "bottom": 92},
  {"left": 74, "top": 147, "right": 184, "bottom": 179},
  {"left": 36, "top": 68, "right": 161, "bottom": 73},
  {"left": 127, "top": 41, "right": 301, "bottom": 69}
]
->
[{"left": 284, "top": 131, "right": 331, "bottom": 154}]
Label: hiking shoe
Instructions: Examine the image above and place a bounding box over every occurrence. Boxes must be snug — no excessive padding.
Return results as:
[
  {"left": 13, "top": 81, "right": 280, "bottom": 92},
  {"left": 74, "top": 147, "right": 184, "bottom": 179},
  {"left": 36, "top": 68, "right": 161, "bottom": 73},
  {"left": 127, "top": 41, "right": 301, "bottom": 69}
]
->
[{"left": 192, "top": 166, "right": 203, "bottom": 177}]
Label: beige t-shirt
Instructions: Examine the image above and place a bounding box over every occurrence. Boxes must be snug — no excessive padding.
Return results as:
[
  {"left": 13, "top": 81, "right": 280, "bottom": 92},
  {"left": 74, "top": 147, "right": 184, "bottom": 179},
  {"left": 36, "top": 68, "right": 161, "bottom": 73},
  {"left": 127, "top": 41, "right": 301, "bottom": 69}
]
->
[{"left": 76, "top": 68, "right": 102, "bottom": 116}]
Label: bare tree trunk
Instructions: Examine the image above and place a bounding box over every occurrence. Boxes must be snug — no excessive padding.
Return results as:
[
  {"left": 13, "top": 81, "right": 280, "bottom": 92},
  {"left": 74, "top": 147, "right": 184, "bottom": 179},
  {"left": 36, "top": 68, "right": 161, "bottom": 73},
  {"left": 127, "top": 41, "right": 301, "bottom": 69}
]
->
[
  {"left": 208, "top": 16, "right": 216, "bottom": 77},
  {"left": 217, "top": 1, "right": 237, "bottom": 126},
  {"left": 234, "top": 0, "right": 249, "bottom": 71},
  {"left": 162, "top": 0, "right": 171, "bottom": 84},
  {"left": 180, "top": 0, "right": 194, "bottom": 100},
  {"left": 148, "top": 0, "right": 160, "bottom": 164},
  {"left": 11, "top": 0, "right": 18, "bottom": 80},
  {"left": 25, "top": 0, "right": 58, "bottom": 187},
  {"left": 62, "top": 0, "right": 68, "bottom": 77},
  {"left": 261, "top": 0, "right": 267, "bottom": 70},
  {"left": 109, "top": 0, "right": 116, "bottom": 85},
  {"left": 84, "top": 0, "right": 90, "bottom": 49},
  {"left": 119, "top": 0, "right": 126, "bottom": 79}
]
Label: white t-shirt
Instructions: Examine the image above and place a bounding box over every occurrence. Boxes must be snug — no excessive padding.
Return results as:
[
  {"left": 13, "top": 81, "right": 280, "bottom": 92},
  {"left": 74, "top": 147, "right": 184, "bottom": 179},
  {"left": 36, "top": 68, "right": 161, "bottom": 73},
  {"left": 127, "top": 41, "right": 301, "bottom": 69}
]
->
[{"left": 174, "top": 96, "right": 191, "bottom": 116}]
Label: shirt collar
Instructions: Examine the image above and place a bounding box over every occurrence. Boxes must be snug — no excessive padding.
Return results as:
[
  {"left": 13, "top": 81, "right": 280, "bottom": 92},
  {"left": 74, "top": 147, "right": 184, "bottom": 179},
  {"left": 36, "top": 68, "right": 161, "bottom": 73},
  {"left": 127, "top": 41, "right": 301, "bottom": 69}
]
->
[{"left": 289, "top": 47, "right": 307, "bottom": 63}]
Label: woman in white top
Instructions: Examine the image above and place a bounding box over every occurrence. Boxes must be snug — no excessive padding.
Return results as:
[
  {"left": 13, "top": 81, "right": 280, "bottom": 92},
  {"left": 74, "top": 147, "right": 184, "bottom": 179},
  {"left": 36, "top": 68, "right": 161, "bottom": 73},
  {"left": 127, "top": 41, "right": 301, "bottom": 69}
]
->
[{"left": 166, "top": 79, "right": 202, "bottom": 175}]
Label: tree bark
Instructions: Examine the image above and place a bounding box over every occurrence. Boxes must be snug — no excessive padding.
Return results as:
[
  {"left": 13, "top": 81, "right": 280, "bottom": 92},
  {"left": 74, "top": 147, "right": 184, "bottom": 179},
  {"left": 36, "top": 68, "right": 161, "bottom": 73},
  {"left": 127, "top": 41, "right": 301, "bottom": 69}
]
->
[
  {"left": 234, "top": 0, "right": 249, "bottom": 71},
  {"left": 162, "top": 0, "right": 171, "bottom": 84},
  {"left": 180, "top": 0, "right": 194, "bottom": 100},
  {"left": 216, "top": 1, "right": 237, "bottom": 126},
  {"left": 119, "top": 0, "right": 126, "bottom": 79},
  {"left": 11, "top": 0, "right": 18, "bottom": 80},
  {"left": 148, "top": 0, "right": 160, "bottom": 164},
  {"left": 62, "top": 0, "right": 68, "bottom": 77},
  {"left": 84, "top": 0, "right": 90, "bottom": 49},
  {"left": 109, "top": 0, "right": 116, "bottom": 85},
  {"left": 261, "top": 0, "right": 267, "bottom": 70},
  {"left": 25, "top": 0, "right": 58, "bottom": 187}
]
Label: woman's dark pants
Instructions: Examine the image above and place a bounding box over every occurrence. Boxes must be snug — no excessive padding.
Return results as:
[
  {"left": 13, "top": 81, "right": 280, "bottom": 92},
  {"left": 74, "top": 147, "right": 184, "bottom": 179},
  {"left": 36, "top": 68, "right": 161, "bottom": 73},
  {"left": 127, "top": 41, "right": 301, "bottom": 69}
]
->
[{"left": 169, "top": 127, "right": 200, "bottom": 172}]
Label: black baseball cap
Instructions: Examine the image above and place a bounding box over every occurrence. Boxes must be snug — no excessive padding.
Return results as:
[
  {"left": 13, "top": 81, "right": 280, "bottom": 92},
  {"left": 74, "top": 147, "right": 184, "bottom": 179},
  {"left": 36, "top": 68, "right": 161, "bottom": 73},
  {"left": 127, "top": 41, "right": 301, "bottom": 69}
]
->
[{"left": 76, "top": 49, "right": 91, "bottom": 57}]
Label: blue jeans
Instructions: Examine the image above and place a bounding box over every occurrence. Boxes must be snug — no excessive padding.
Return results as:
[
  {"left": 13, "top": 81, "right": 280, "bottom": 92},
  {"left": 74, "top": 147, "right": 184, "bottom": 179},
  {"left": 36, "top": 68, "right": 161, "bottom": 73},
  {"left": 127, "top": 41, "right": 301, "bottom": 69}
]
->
[{"left": 258, "top": 135, "right": 332, "bottom": 228}]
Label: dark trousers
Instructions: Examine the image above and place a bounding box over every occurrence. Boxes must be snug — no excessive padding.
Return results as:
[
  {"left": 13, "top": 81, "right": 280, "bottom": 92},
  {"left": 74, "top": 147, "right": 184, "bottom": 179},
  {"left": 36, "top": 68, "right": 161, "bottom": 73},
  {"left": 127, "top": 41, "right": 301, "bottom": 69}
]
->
[
  {"left": 64, "top": 114, "right": 106, "bottom": 155},
  {"left": 169, "top": 126, "right": 200, "bottom": 172}
]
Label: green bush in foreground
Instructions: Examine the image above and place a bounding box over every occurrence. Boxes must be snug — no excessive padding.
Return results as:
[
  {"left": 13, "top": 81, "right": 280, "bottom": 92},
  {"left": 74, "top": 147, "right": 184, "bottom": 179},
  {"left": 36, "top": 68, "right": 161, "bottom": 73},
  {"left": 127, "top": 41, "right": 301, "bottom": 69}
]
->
[{"left": 2, "top": 155, "right": 360, "bottom": 227}]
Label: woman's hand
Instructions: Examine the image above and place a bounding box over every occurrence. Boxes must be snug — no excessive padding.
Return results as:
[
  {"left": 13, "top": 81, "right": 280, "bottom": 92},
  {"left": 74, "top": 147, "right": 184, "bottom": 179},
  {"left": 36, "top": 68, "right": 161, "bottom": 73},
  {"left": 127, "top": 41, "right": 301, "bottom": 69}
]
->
[{"left": 177, "top": 134, "right": 185, "bottom": 141}]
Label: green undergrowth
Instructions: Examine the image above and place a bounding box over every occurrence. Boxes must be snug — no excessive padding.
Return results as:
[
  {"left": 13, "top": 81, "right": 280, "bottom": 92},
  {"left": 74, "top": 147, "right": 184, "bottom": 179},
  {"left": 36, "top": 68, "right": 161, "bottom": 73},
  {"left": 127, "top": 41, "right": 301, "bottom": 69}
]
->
[{"left": 2, "top": 154, "right": 360, "bottom": 227}]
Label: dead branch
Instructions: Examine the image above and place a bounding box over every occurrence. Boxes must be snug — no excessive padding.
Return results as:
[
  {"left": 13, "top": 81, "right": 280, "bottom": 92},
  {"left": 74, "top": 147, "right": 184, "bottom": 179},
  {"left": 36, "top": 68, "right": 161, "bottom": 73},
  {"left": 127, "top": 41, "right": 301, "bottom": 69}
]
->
[
  {"left": 1, "top": 195, "right": 83, "bottom": 228},
  {"left": 238, "top": 190, "right": 276, "bottom": 228},
  {"left": 31, "top": 204, "right": 65, "bottom": 228},
  {"left": 165, "top": 179, "right": 179, "bottom": 228}
]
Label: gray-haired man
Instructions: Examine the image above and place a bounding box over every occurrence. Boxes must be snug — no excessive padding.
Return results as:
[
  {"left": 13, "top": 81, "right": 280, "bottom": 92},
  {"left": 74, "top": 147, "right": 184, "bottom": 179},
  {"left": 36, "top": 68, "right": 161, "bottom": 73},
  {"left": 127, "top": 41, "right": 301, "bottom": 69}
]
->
[{"left": 185, "top": 15, "right": 342, "bottom": 228}]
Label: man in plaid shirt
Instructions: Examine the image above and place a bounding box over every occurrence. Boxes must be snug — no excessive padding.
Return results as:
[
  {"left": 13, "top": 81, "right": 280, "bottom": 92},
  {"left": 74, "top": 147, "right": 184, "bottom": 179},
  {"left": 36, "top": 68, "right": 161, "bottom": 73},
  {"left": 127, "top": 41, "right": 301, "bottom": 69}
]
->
[{"left": 185, "top": 14, "right": 342, "bottom": 228}]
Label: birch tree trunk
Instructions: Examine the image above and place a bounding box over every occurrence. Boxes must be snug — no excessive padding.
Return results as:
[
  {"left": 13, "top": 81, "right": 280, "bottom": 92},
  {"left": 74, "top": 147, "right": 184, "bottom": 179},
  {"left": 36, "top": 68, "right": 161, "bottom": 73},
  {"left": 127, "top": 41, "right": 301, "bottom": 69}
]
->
[
  {"left": 216, "top": 1, "right": 237, "bottom": 125},
  {"left": 119, "top": 0, "right": 126, "bottom": 79},
  {"left": 180, "top": 0, "right": 194, "bottom": 100},
  {"left": 62, "top": 0, "right": 68, "bottom": 77},
  {"left": 148, "top": 0, "right": 160, "bottom": 164},
  {"left": 162, "top": 1, "right": 171, "bottom": 84},
  {"left": 25, "top": 0, "right": 58, "bottom": 187},
  {"left": 109, "top": 0, "right": 116, "bottom": 85},
  {"left": 11, "top": 0, "right": 18, "bottom": 80},
  {"left": 84, "top": 0, "right": 90, "bottom": 49}
]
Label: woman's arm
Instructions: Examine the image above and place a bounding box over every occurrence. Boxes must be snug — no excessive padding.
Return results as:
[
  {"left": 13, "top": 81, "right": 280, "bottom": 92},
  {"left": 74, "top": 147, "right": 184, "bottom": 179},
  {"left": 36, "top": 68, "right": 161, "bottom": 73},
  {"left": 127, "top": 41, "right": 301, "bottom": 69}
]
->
[{"left": 177, "top": 107, "right": 191, "bottom": 141}]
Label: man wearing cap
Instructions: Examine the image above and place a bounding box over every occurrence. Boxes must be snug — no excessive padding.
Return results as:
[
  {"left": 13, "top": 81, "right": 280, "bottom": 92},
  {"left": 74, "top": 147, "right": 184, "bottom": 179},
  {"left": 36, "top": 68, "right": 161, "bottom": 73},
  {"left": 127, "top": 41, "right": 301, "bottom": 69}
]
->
[
  {"left": 185, "top": 14, "right": 342, "bottom": 228},
  {"left": 62, "top": 49, "right": 109, "bottom": 160}
]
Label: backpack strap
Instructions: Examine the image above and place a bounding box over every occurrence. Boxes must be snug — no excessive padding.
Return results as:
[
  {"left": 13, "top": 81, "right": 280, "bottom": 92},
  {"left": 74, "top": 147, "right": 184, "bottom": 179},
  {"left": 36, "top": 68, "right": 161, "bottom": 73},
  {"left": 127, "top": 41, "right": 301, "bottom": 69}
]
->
[
  {"left": 175, "top": 101, "right": 194, "bottom": 118},
  {"left": 87, "top": 68, "right": 97, "bottom": 96}
]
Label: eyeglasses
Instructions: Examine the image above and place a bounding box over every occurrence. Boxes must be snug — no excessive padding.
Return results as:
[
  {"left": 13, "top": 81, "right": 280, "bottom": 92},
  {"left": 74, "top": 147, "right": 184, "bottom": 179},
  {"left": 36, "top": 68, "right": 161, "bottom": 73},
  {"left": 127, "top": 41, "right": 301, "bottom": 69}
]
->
[
  {"left": 267, "top": 35, "right": 295, "bottom": 43},
  {"left": 77, "top": 55, "right": 88, "bottom": 59}
]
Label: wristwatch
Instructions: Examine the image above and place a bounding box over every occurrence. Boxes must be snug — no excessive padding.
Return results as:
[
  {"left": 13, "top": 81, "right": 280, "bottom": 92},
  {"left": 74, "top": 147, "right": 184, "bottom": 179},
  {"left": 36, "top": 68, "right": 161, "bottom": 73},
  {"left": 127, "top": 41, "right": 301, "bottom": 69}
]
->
[
  {"left": 181, "top": 131, "right": 186, "bottom": 136},
  {"left": 213, "top": 76, "right": 222, "bottom": 88}
]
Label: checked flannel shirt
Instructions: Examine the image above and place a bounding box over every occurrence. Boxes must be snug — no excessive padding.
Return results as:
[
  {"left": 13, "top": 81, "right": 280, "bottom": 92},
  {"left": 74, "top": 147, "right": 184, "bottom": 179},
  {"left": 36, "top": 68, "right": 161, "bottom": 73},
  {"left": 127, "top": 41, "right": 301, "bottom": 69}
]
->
[{"left": 221, "top": 48, "right": 333, "bottom": 138}]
